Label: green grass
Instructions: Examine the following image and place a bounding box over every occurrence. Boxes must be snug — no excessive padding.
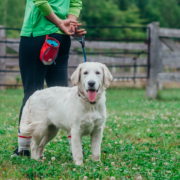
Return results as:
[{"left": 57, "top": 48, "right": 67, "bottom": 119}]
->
[{"left": 0, "top": 88, "right": 180, "bottom": 179}]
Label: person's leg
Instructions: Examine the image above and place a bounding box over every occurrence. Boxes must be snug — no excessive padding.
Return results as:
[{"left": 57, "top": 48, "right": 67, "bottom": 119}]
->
[
  {"left": 45, "top": 34, "right": 70, "bottom": 87},
  {"left": 16, "top": 34, "right": 48, "bottom": 155},
  {"left": 45, "top": 34, "right": 72, "bottom": 152},
  {"left": 45, "top": 54, "right": 69, "bottom": 87}
]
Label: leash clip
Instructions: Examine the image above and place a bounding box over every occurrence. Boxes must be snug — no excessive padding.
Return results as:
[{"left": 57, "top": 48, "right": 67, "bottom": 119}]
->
[{"left": 72, "top": 33, "right": 85, "bottom": 47}]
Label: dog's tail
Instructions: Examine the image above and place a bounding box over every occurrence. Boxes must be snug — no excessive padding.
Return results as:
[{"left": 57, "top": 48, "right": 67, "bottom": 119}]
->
[{"left": 20, "top": 98, "right": 39, "bottom": 137}]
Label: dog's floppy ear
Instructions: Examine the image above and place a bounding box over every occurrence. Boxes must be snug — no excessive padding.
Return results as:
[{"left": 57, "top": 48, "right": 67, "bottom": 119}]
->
[
  {"left": 102, "top": 64, "right": 113, "bottom": 88},
  {"left": 71, "top": 64, "right": 83, "bottom": 86}
]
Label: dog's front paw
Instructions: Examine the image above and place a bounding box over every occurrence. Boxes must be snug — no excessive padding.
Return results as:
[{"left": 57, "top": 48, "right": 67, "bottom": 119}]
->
[
  {"left": 92, "top": 155, "right": 100, "bottom": 161},
  {"left": 74, "top": 158, "right": 83, "bottom": 165}
]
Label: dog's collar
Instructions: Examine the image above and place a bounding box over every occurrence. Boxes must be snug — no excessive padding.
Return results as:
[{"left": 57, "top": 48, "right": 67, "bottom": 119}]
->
[{"left": 78, "top": 91, "right": 96, "bottom": 105}]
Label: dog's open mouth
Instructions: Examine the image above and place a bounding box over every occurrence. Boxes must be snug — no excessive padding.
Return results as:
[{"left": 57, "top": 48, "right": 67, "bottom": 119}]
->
[{"left": 86, "top": 86, "right": 99, "bottom": 102}]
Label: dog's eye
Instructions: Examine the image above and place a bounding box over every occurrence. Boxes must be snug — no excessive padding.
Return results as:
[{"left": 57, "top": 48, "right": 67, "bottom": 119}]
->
[
  {"left": 96, "top": 71, "right": 100, "bottom": 75},
  {"left": 84, "top": 71, "right": 88, "bottom": 75}
]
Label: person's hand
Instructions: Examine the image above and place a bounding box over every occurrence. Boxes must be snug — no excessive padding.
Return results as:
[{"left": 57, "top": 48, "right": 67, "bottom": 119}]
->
[
  {"left": 66, "top": 14, "right": 86, "bottom": 37},
  {"left": 74, "top": 26, "right": 87, "bottom": 37},
  {"left": 58, "top": 19, "right": 80, "bottom": 35}
]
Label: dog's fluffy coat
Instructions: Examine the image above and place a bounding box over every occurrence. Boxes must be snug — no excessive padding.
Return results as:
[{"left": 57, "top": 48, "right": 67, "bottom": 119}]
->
[{"left": 20, "top": 62, "right": 113, "bottom": 165}]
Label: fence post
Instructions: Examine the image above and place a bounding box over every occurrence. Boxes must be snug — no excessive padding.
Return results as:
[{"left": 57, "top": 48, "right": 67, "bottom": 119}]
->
[
  {"left": 146, "top": 22, "right": 161, "bottom": 99},
  {"left": 0, "top": 26, "right": 6, "bottom": 90}
]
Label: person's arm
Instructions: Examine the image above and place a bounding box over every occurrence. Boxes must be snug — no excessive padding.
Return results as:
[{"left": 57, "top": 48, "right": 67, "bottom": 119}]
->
[
  {"left": 68, "top": 0, "right": 82, "bottom": 18},
  {"left": 45, "top": 11, "right": 78, "bottom": 35},
  {"left": 67, "top": 0, "right": 86, "bottom": 37},
  {"left": 33, "top": 0, "right": 79, "bottom": 35}
]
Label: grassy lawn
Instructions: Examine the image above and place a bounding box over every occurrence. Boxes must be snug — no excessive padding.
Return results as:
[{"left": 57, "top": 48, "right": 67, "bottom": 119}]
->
[{"left": 0, "top": 88, "right": 180, "bottom": 180}]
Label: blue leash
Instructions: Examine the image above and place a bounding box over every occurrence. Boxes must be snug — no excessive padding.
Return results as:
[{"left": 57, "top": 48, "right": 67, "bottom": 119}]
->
[{"left": 72, "top": 32, "right": 87, "bottom": 62}]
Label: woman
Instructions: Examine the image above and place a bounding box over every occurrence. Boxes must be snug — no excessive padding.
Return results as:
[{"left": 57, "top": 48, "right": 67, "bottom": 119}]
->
[{"left": 14, "top": 0, "right": 86, "bottom": 156}]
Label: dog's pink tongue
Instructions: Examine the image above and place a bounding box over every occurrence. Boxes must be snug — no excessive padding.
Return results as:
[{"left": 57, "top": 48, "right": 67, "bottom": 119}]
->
[{"left": 87, "top": 91, "right": 97, "bottom": 102}]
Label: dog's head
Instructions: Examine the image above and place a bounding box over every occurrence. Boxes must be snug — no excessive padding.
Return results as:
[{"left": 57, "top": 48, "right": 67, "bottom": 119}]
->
[{"left": 71, "top": 62, "right": 113, "bottom": 103}]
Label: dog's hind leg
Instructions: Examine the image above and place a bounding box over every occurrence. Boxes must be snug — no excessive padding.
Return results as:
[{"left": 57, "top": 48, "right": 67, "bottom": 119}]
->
[
  {"left": 38, "top": 125, "right": 59, "bottom": 158},
  {"left": 31, "top": 139, "right": 40, "bottom": 160},
  {"left": 31, "top": 124, "right": 49, "bottom": 159},
  {"left": 38, "top": 135, "right": 48, "bottom": 158},
  {"left": 31, "top": 134, "right": 47, "bottom": 159}
]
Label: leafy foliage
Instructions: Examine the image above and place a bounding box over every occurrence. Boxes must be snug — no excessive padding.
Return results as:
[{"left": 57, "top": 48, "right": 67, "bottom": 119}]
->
[
  {"left": 0, "top": 0, "right": 26, "bottom": 27},
  {"left": 145, "top": 0, "right": 180, "bottom": 28},
  {"left": 1, "top": 0, "right": 180, "bottom": 37},
  {"left": 81, "top": 1, "right": 146, "bottom": 39}
]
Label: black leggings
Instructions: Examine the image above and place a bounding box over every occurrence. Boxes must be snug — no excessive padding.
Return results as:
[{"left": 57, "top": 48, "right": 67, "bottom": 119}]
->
[{"left": 18, "top": 33, "right": 71, "bottom": 127}]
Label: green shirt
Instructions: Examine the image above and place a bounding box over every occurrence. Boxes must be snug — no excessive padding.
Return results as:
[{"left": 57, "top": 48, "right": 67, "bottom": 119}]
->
[{"left": 20, "top": 0, "right": 82, "bottom": 37}]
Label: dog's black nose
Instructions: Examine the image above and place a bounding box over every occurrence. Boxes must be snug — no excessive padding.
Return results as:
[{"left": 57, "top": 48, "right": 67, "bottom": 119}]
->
[{"left": 88, "top": 80, "right": 96, "bottom": 87}]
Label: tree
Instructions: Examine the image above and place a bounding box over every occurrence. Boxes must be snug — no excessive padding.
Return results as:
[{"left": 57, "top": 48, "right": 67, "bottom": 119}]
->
[
  {"left": 5, "top": 0, "right": 26, "bottom": 28},
  {"left": 136, "top": 0, "right": 149, "bottom": 19},
  {"left": 3, "top": 0, "right": 180, "bottom": 38},
  {"left": 145, "top": 0, "right": 180, "bottom": 28},
  {"left": 115, "top": 0, "right": 130, "bottom": 11},
  {"left": 80, "top": 0, "right": 145, "bottom": 39},
  {"left": 0, "top": 0, "right": 26, "bottom": 37}
]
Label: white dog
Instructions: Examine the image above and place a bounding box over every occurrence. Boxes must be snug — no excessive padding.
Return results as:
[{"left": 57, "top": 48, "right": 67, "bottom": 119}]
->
[{"left": 20, "top": 62, "right": 113, "bottom": 165}]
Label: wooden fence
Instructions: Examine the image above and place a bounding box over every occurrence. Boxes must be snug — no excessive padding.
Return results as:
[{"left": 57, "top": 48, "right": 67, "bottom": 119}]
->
[
  {"left": 1, "top": 23, "right": 180, "bottom": 99},
  {"left": 0, "top": 26, "right": 149, "bottom": 90},
  {"left": 146, "top": 22, "right": 180, "bottom": 98}
]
